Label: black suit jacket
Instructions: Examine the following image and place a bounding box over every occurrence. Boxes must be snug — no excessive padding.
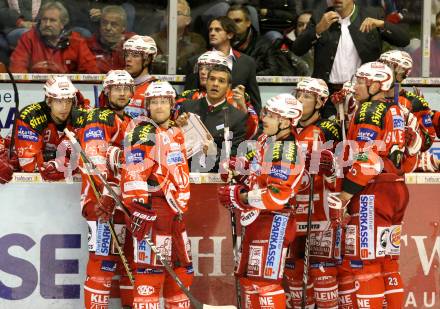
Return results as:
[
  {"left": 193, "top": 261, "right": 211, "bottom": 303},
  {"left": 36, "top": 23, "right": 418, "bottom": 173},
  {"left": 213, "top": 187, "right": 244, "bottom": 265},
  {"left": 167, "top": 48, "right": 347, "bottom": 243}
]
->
[
  {"left": 184, "top": 49, "right": 262, "bottom": 116},
  {"left": 288, "top": 5, "right": 410, "bottom": 83},
  {"left": 181, "top": 97, "right": 248, "bottom": 172}
]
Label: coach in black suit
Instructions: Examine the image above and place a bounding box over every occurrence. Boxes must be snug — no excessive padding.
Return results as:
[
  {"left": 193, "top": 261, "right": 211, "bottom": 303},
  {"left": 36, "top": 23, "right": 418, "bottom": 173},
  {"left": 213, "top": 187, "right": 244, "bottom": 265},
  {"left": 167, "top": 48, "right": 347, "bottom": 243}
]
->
[
  {"left": 177, "top": 65, "right": 247, "bottom": 172},
  {"left": 184, "top": 16, "right": 262, "bottom": 116},
  {"left": 287, "top": 0, "right": 409, "bottom": 117}
]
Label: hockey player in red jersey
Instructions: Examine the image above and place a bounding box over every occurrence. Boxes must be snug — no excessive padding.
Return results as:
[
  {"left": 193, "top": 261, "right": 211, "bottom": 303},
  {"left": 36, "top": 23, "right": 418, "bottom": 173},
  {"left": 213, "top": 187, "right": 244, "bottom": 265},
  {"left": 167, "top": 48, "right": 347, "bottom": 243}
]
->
[
  {"left": 0, "top": 137, "right": 14, "bottom": 184},
  {"left": 123, "top": 35, "right": 159, "bottom": 118},
  {"left": 338, "top": 62, "right": 422, "bottom": 309},
  {"left": 218, "top": 94, "right": 304, "bottom": 309},
  {"left": 14, "top": 75, "right": 86, "bottom": 181},
  {"left": 177, "top": 51, "right": 259, "bottom": 139},
  {"left": 284, "top": 78, "right": 345, "bottom": 309},
  {"left": 79, "top": 70, "right": 135, "bottom": 309},
  {"left": 120, "top": 81, "right": 193, "bottom": 309},
  {"left": 378, "top": 50, "right": 440, "bottom": 173}
]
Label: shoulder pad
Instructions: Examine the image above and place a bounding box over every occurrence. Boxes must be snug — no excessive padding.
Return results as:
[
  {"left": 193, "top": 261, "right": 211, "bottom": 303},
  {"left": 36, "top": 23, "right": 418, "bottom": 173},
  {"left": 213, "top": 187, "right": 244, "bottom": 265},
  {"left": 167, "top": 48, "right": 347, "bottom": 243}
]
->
[
  {"left": 180, "top": 89, "right": 197, "bottom": 99},
  {"left": 19, "top": 102, "right": 50, "bottom": 133},
  {"left": 266, "top": 140, "right": 298, "bottom": 164},
  {"left": 128, "top": 123, "right": 156, "bottom": 146},
  {"left": 315, "top": 118, "right": 342, "bottom": 142},
  {"left": 71, "top": 108, "right": 89, "bottom": 128},
  {"left": 85, "top": 108, "right": 116, "bottom": 126},
  {"left": 354, "top": 101, "right": 389, "bottom": 129},
  {"left": 404, "top": 91, "right": 430, "bottom": 112}
]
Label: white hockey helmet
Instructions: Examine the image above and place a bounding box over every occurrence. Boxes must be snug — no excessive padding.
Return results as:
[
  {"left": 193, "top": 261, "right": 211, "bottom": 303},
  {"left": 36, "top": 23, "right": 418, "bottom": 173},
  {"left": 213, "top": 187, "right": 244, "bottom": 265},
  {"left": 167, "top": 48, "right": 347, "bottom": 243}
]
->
[
  {"left": 355, "top": 61, "right": 394, "bottom": 91},
  {"left": 196, "top": 51, "right": 232, "bottom": 71},
  {"left": 145, "top": 81, "right": 176, "bottom": 100},
  {"left": 123, "top": 35, "right": 157, "bottom": 59},
  {"left": 296, "top": 77, "right": 329, "bottom": 104},
  {"left": 103, "top": 70, "right": 134, "bottom": 93},
  {"left": 44, "top": 76, "right": 77, "bottom": 99},
  {"left": 264, "top": 93, "right": 303, "bottom": 127},
  {"left": 379, "top": 50, "right": 413, "bottom": 77}
]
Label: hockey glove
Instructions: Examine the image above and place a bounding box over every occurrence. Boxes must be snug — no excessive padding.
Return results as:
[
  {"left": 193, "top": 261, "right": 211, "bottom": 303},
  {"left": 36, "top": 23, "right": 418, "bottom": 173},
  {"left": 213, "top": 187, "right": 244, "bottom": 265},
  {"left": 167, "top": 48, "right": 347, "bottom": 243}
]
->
[
  {"left": 305, "top": 149, "right": 335, "bottom": 176},
  {"left": 219, "top": 156, "right": 250, "bottom": 186},
  {"left": 127, "top": 201, "right": 157, "bottom": 241},
  {"left": 95, "top": 194, "right": 116, "bottom": 222},
  {"left": 217, "top": 184, "right": 248, "bottom": 211},
  {"left": 39, "top": 160, "right": 65, "bottom": 181},
  {"left": 405, "top": 113, "right": 422, "bottom": 156},
  {"left": 0, "top": 156, "right": 13, "bottom": 184},
  {"left": 418, "top": 152, "right": 439, "bottom": 172},
  {"left": 327, "top": 193, "right": 348, "bottom": 229}
]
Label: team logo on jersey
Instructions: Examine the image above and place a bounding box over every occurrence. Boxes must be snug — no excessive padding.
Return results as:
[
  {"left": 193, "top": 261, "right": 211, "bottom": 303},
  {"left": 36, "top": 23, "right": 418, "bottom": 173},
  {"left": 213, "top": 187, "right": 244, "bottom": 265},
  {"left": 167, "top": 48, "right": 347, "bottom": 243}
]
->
[
  {"left": 359, "top": 195, "right": 374, "bottom": 260},
  {"left": 392, "top": 115, "right": 405, "bottom": 130},
  {"left": 84, "top": 127, "right": 105, "bottom": 141},
  {"left": 264, "top": 214, "right": 288, "bottom": 280},
  {"left": 126, "top": 149, "right": 145, "bottom": 164},
  {"left": 17, "top": 126, "right": 39, "bottom": 142},
  {"left": 269, "top": 165, "right": 289, "bottom": 181},
  {"left": 422, "top": 114, "right": 433, "bottom": 127},
  {"left": 356, "top": 128, "right": 378, "bottom": 142},
  {"left": 167, "top": 151, "right": 184, "bottom": 165},
  {"left": 95, "top": 222, "right": 111, "bottom": 256}
]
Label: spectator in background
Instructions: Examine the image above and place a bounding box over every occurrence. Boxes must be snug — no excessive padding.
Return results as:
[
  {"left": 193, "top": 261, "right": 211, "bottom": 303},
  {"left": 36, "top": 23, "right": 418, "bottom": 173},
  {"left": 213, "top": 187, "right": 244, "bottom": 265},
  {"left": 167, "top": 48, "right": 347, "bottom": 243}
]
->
[
  {"left": 0, "top": 0, "right": 47, "bottom": 48},
  {"left": 226, "top": 4, "right": 279, "bottom": 76},
  {"left": 87, "top": 5, "right": 135, "bottom": 73},
  {"left": 9, "top": 1, "right": 99, "bottom": 73},
  {"left": 287, "top": 0, "right": 410, "bottom": 118},
  {"left": 184, "top": 16, "right": 262, "bottom": 116},
  {"left": 411, "top": 11, "right": 440, "bottom": 77},
  {"left": 151, "top": 0, "right": 206, "bottom": 74}
]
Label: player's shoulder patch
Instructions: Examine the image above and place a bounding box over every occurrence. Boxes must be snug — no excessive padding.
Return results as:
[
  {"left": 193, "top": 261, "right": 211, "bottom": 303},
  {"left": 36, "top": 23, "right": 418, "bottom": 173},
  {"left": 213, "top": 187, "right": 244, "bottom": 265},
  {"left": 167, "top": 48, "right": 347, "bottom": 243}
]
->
[
  {"left": 71, "top": 108, "right": 89, "bottom": 128},
  {"left": 354, "top": 100, "right": 389, "bottom": 129},
  {"left": 404, "top": 91, "right": 430, "bottom": 112},
  {"left": 19, "top": 101, "right": 50, "bottom": 133},
  {"left": 85, "top": 108, "right": 116, "bottom": 126},
  {"left": 315, "top": 118, "right": 342, "bottom": 142},
  {"left": 266, "top": 140, "right": 298, "bottom": 164},
  {"left": 128, "top": 123, "right": 156, "bottom": 146}
]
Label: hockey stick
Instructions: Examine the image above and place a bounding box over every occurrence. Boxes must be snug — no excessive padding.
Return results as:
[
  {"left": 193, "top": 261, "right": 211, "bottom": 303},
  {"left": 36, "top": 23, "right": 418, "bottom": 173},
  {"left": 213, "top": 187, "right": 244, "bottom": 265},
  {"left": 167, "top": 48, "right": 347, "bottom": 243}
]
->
[
  {"left": 83, "top": 170, "right": 135, "bottom": 286},
  {"left": 223, "top": 106, "right": 242, "bottom": 309},
  {"left": 4, "top": 67, "right": 19, "bottom": 160},
  {"left": 301, "top": 130, "right": 319, "bottom": 309},
  {"left": 64, "top": 128, "right": 237, "bottom": 309}
]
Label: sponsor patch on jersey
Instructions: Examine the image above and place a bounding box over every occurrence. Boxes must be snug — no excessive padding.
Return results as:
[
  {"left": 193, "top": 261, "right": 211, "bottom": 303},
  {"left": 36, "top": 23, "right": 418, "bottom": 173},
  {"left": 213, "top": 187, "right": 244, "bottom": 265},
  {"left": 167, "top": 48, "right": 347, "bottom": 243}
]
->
[
  {"left": 422, "top": 114, "right": 433, "bottom": 127},
  {"left": 349, "top": 260, "right": 363, "bottom": 269},
  {"left": 126, "top": 149, "right": 145, "bottom": 164},
  {"left": 101, "top": 260, "right": 117, "bottom": 272},
  {"left": 167, "top": 151, "right": 184, "bottom": 165},
  {"left": 392, "top": 115, "right": 405, "bottom": 130},
  {"left": 17, "top": 126, "right": 39, "bottom": 142},
  {"left": 310, "top": 230, "right": 333, "bottom": 258},
  {"left": 135, "top": 237, "right": 152, "bottom": 264},
  {"left": 137, "top": 285, "right": 155, "bottom": 296},
  {"left": 334, "top": 226, "right": 342, "bottom": 259},
  {"left": 136, "top": 268, "right": 163, "bottom": 275},
  {"left": 356, "top": 128, "right": 378, "bottom": 142},
  {"left": 359, "top": 195, "right": 375, "bottom": 260},
  {"left": 84, "top": 127, "right": 105, "bottom": 141},
  {"left": 95, "top": 222, "right": 111, "bottom": 256},
  {"left": 264, "top": 214, "right": 288, "bottom": 280},
  {"left": 269, "top": 165, "right": 289, "bottom": 181},
  {"left": 154, "top": 235, "right": 172, "bottom": 265},
  {"left": 247, "top": 245, "right": 263, "bottom": 277},
  {"left": 344, "top": 225, "right": 357, "bottom": 256},
  {"left": 87, "top": 221, "right": 97, "bottom": 252},
  {"left": 376, "top": 226, "right": 388, "bottom": 258}
]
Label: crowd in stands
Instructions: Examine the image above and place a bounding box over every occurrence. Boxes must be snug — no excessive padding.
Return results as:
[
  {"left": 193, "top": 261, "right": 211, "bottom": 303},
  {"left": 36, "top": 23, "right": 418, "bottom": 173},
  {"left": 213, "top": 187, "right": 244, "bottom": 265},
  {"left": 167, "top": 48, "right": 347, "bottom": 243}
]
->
[{"left": 1, "top": 0, "right": 438, "bottom": 77}]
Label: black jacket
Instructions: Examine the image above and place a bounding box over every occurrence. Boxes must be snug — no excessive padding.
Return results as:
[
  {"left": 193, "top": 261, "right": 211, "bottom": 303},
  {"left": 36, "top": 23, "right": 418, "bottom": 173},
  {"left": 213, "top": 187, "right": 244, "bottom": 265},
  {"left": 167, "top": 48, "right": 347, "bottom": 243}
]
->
[
  {"left": 180, "top": 97, "right": 247, "bottom": 172},
  {"left": 287, "top": 5, "right": 410, "bottom": 82},
  {"left": 184, "top": 49, "right": 262, "bottom": 116}
]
